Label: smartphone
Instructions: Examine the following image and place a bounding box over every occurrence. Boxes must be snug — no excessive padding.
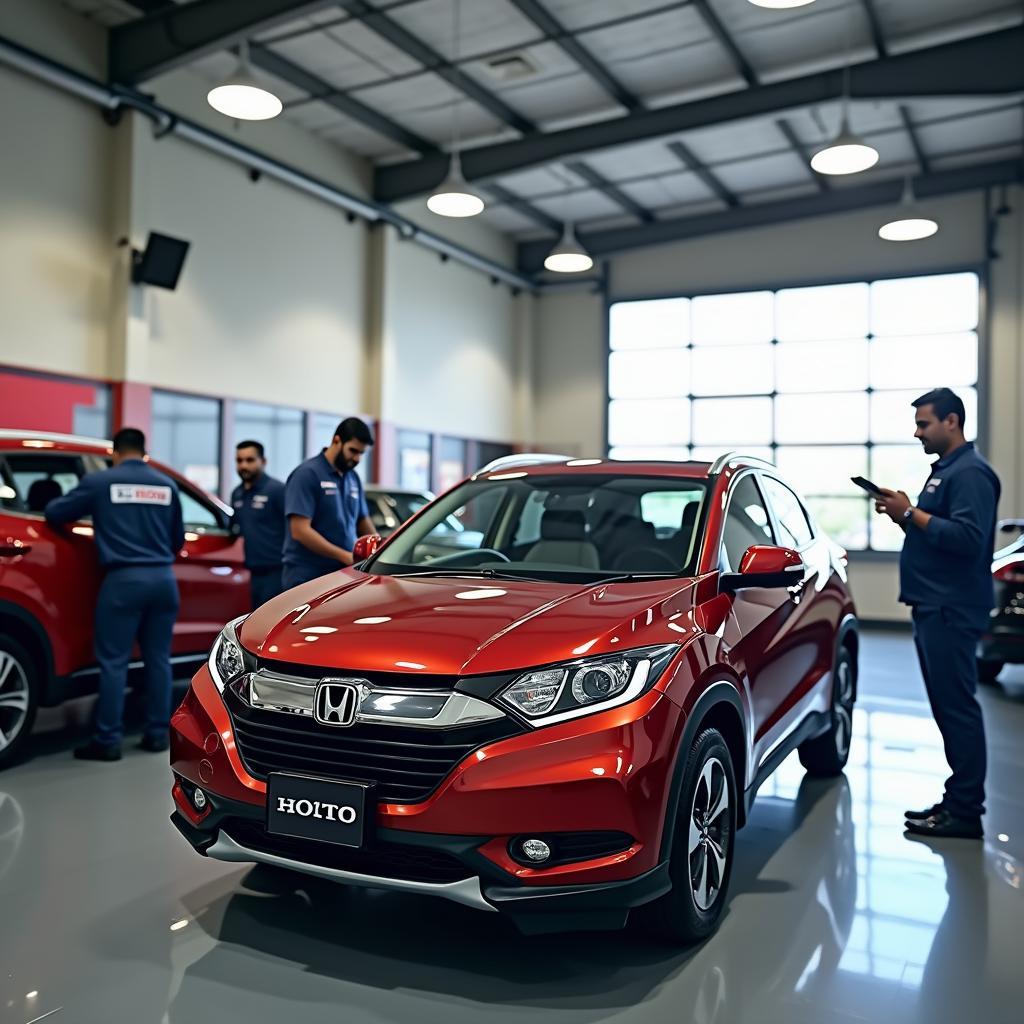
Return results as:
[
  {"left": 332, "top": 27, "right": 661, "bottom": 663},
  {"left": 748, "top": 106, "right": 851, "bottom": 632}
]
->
[{"left": 851, "top": 476, "right": 886, "bottom": 498}]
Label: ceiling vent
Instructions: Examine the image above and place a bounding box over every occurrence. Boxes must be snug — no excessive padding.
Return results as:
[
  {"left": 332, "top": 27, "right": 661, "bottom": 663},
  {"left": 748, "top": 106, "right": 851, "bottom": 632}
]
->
[{"left": 483, "top": 52, "right": 540, "bottom": 82}]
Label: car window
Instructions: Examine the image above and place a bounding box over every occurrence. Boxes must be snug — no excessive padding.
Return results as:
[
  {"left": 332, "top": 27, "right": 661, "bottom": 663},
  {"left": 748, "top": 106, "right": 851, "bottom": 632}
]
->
[
  {"left": 761, "top": 476, "right": 814, "bottom": 548},
  {"left": 179, "top": 487, "right": 220, "bottom": 531},
  {"left": 0, "top": 453, "right": 89, "bottom": 515},
  {"left": 722, "top": 474, "right": 775, "bottom": 573}
]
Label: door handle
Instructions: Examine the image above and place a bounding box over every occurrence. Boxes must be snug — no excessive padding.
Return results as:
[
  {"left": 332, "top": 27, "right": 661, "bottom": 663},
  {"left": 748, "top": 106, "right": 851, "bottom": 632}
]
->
[{"left": 0, "top": 544, "right": 31, "bottom": 556}]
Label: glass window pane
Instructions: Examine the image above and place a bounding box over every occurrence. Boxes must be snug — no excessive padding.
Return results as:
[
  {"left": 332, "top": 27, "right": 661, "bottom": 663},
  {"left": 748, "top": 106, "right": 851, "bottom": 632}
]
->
[
  {"left": 397, "top": 429, "right": 432, "bottom": 492},
  {"left": 608, "top": 398, "right": 689, "bottom": 446},
  {"left": 690, "top": 446, "right": 774, "bottom": 464},
  {"left": 438, "top": 436, "right": 467, "bottom": 492},
  {"left": 871, "top": 511, "right": 907, "bottom": 552},
  {"left": 775, "top": 339, "right": 868, "bottom": 393},
  {"left": 871, "top": 445, "right": 934, "bottom": 496},
  {"left": 870, "top": 333, "right": 978, "bottom": 390},
  {"left": 233, "top": 401, "right": 304, "bottom": 480},
  {"left": 761, "top": 476, "right": 814, "bottom": 547},
  {"left": 722, "top": 474, "right": 774, "bottom": 571},
  {"left": 609, "top": 298, "right": 690, "bottom": 350},
  {"left": 870, "top": 388, "right": 977, "bottom": 443},
  {"left": 870, "top": 272, "right": 979, "bottom": 335},
  {"left": 151, "top": 391, "right": 221, "bottom": 493},
  {"left": 805, "top": 497, "right": 869, "bottom": 550},
  {"left": 776, "top": 283, "right": 869, "bottom": 342},
  {"left": 692, "top": 398, "right": 772, "bottom": 446},
  {"left": 609, "top": 446, "right": 690, "bottom": 461},
  {"left": 691, "top": 291, "right": 773, "bottom": 345},
  {"left": 609, "top": 349, "right": 690, "bottom": 398},
  {"left": 774, "top": 446, "right": 868, "bottom": 497},
  {"left": 775, "top": 393, "right": 869, "bottom": 444},
  {"left": 692, "top": 344, "right": 773, "bottom": 396}
]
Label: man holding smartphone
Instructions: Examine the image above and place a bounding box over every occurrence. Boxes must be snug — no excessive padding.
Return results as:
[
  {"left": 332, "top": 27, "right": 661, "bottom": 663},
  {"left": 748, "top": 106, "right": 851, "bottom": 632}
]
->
[{"left": 873, "top": 387, "right": 1000, "bottom": 839}]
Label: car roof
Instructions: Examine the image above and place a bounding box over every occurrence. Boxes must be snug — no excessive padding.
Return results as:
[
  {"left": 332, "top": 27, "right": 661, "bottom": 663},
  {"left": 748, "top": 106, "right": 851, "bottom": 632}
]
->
[{"left": 470, "top": 453, "right": 776, "bottom": 481}]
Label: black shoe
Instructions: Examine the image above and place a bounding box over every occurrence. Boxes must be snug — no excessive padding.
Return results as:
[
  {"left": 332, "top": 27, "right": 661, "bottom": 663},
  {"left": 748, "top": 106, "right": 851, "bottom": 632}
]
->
[
  {"left": 74, "top": 740, "right": 122, "bottom": 762},
  {"left": 137, "top": 733, "right": 169, "bottom": 753},
  {"left": 905, "top": 802, "right": 944, "bottom": 821},
  {"left": 904, "top": 809, "right": 983, "bottom": 840}
]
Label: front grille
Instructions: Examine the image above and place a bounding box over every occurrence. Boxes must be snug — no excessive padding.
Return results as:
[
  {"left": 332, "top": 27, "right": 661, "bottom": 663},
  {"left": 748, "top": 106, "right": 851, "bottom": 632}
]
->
[
  {"left": 223, "top": 819, "right": 473, "bottom": 884},
  {"left": 225, "top": 686, "right": 522, "bottom": 804}
]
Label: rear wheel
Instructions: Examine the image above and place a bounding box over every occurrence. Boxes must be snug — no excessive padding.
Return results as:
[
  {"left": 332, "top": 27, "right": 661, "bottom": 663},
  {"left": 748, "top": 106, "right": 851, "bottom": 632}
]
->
[
  {"left": 0, "top": 637, "right": 39, "bottom": 770},
  {"left": 976, "top": 657, "right": 1004, "bottom": 685},
  {"left": 642, "top": 728, "right": 736, "bottom": 945},
  {"left": 799, "top": 647, "right": 855, "bottom": 777}
]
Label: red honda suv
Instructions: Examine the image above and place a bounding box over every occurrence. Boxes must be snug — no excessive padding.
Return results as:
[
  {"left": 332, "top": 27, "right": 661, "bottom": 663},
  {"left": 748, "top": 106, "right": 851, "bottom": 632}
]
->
[
  {"left": 0, "top": 430, "right": 250, "bottom": 767},
  {"left": 170, "top": 454, "right": 857, "bottom": 942}
]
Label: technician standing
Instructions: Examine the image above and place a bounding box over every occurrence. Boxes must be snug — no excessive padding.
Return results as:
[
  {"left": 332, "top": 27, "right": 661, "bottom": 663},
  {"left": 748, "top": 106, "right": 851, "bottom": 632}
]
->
[
  {"left": 46, "top": 428, "right": 185, "bottom": 761},
  {"left": 282, "top": 417, "right": 375, "bottom": 590},
  {"left": 874, "top": 387, "right": 999, "bottom": 839},
  {"left": 231, "top": 439, "right": 286, "bottom": 608}
]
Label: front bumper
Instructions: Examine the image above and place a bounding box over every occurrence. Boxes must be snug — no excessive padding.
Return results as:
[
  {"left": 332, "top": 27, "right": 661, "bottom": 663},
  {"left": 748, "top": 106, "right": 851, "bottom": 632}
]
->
[{"left": 171, "top": 664, "right": 683, "bottom": 931}]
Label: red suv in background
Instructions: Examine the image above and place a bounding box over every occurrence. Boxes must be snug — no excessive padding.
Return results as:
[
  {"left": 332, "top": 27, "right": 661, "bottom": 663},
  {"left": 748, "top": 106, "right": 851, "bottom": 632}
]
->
[
  {"left": 171, "top": 454, "right": 857, "bottom": 942},
  {"left": 0, "top": 431, "right": 250, "bottom": 767}
]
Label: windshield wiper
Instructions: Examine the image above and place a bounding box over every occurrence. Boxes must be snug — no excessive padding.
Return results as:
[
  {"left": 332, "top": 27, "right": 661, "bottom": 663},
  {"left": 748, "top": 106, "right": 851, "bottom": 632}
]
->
[
  {"left": 588, "top": 572, "right": 688, "bottom": 585},
  {"left": 388, "top": 567, "right": 554, "bottom": 583}
]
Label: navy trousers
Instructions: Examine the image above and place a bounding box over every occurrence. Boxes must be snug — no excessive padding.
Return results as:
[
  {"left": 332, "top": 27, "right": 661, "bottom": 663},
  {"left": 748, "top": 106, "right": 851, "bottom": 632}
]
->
[
  {"left": 249, "top": 566, "right": 283, "bottom": 609},
  {"left": 911, "top": 604, "right": 989, "bottom": 820},
  {"left": 94, "top": 566, "right": 179, "bottom": 748}
]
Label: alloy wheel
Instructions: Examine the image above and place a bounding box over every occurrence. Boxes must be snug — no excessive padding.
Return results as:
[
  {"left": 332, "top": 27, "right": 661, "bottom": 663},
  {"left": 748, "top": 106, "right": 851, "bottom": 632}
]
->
[
  {"left": 688, "top": 756, "right": 730, "bottom": 912},
  {"left": 0, "top": 651, "right": 30, "bottom": 753},
  {"left": 834, "top": 660, "right": 854, "bottom": 760}
]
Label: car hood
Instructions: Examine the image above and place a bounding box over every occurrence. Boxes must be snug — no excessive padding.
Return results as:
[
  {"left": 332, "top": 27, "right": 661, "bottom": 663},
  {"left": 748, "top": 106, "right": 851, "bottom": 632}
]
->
[{"left": 241, "top": 571, "right": 699, "bottom": 678}]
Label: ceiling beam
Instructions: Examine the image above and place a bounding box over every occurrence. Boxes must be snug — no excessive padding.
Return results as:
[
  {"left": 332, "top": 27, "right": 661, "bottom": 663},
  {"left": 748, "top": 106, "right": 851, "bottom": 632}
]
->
[
  {"left": 899, "top": 104, "right": 931, "bottom": 175},
  {"left": 565, "top": 161, "right": 655, "bottom": 223},
  {"left": 518, "top": 158, "right": 1023, "bottom": 272},
  {"left": 861, "top": 0, "right": 889, "bottom": 59},
  {"left": 109, "top": 0, "right": 336, "bottom": 84},
  {"left": 665, "top": 140, "right": 739, "bottom": 208},
  {"left": 505, "top": 0, "right": 643, "bottom": 112},
  {"left": 376, "top": 27, "right": 1024, "bottom": 202},
  {"left": 692, "top": 0, "right": 757, "bottom": 87},
  {"left": 776, "top": 117, "right": 830, "bottom": 192}
]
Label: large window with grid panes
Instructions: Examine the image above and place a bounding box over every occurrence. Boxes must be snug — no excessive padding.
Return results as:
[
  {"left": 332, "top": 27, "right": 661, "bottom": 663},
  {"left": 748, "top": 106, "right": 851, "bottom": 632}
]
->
[{"left": 607, "top": 271, "right": 981, "bottom": 552}]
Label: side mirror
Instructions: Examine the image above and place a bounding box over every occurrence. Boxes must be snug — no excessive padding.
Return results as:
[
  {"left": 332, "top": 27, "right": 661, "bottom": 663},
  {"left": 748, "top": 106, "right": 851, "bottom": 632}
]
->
[
  {"left": 720, "top": 544, "right": 805, "bottom": 594},
  {"left": 353, "top": 534, "right": 383, "bottom": 563}
]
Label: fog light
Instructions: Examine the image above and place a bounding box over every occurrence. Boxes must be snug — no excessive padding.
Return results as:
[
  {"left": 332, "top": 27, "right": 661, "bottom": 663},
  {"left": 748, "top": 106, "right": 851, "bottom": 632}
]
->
[
  {"left": 192, "top": 788, "right": 207, "bottom": 812},
  {"left": 521, "top": 838, "right": 551, "bottom": 863}
]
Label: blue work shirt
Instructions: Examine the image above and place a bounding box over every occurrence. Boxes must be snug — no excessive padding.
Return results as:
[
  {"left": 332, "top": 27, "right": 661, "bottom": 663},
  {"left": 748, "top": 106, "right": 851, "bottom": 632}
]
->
[
  {"left": 282, "top": 451, "right": 369, "bottom": 578},
  {"left": 231, "top": 473, "right": 285, "bottom": 570},
  {"left": 45, "top": 458, "right": 185, "bottom": 568},
  {"left": 899, "top": 442, "right": 1000, "bottom": 610}
]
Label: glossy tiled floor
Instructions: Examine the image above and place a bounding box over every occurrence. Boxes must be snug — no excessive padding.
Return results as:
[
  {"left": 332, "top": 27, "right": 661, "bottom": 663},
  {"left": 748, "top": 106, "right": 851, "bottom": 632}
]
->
[{"left": 2, "top": 632, "right": 1023, "bottom": 1024}]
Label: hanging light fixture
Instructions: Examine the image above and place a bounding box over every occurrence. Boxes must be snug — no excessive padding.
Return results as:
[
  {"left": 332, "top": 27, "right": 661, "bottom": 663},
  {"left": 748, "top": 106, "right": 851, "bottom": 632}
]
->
[
  {"left": 748, "top": 1, "right": 817, "bottom": 8},
  {"left": 878, "top": 176, "right": 938, "bottom": 241},
  {"left": 544, "top": 223, "right": 593, "bottom": 273},
  {"left": 207, "top": 40, "right": 282, "bottom": 121},
  {"left": 809, "top": 41, "right": 878, "bottom": 175},
  {"left": 427, "top": 0, "right": 484, "bottom": 218}
]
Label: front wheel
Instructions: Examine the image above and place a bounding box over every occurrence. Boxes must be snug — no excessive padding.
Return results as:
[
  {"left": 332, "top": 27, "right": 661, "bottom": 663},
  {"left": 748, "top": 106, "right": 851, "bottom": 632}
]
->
[
  {"left": 0, "top": 636, "right": 39, "bottom": 770},
  {"left": 799, "top": 647, "right": 855, "bottom": 777},
  {"left": 641, "top": 728, "right": 736, "bottom": 945}
]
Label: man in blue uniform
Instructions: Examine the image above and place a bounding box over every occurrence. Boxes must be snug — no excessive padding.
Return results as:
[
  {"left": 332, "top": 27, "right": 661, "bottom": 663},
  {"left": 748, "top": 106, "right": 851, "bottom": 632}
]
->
[
  {"left": 282, "top": 417, "right": 375, "bottom": 590},
  {"left": 874, "top": 388, "right": 1000, "bottom": 839},
  {"left": 46, "top": 427, "right": 185, "bottom": 761},
  {"left": 231, "top": 440, "right": 286, "bottom": 609}
]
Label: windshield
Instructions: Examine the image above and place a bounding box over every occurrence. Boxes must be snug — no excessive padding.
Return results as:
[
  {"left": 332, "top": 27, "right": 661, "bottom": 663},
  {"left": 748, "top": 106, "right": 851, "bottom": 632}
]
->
[{"left": 369, "top": 474, "right": 708, "bottom": 581}]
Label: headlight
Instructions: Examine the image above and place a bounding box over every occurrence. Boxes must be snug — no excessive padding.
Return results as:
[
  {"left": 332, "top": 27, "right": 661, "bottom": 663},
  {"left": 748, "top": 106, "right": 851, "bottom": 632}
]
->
[
  {"left": 208, "top": 616, "right": 252, "bottom": 693},
  {"left": 499, "top": 644, "right": 678, "bottom": 727}
]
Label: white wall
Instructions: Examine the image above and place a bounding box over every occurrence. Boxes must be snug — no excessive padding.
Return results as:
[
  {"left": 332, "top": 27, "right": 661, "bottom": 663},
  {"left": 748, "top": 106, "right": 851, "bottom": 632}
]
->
[{"left": 531, "top": 190, "right": 1024, "bottom": 621}]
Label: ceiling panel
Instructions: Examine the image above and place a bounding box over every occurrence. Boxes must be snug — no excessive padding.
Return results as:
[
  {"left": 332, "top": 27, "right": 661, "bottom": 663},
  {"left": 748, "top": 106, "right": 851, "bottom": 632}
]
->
[
  {"left": 713, "top": 150, "right": 810, "bottom": 193},
  {"left": 533, "top": 187, "right": 625, "bottom": 223},
  {"left": 619, "top": 171, "right": 716, "bottom": 209},
  {"left": 318, "top": 118, "right": 419, "bottom": 159},
  {"left": 494, "top": 165, "right": 577, "bottom": 197},
  {"left": 916, "top": 106, "right": 1024, "bottom": 159},
  {"left": 481, "top": 204, "right": 539, "bottom": 234},
  {"left": 388, "top": 0, "right": 539, "bottom": 60},
  {"left": 874, "top": 0, "right": 1023, "bottom": 47},
  {"left": 682, "top": 118, "right": 792, "bottom": 165},
  {"left": 583, "top": 139, "right": 693, "bottom": 180},
  {"left": 544, "top": 0, "right": 687, "bottom": 32},
  {"left": 929, "top": 141, "right": 1023, "bottom": 172}
]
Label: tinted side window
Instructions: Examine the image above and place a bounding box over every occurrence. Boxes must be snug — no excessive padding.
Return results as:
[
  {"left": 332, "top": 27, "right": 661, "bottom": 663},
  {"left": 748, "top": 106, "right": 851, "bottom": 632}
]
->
[
  {"left": 761, "top": 476, "right": 814, "bottom": 548},
  {"left": 722, "top": 474, "right": 774, "bottom": 572},
  {"left": 179, "top": 488, "right": 220, "bottom": 531},
  {"left": 2, "top": 453, "right": 88, "bottom": 514}
]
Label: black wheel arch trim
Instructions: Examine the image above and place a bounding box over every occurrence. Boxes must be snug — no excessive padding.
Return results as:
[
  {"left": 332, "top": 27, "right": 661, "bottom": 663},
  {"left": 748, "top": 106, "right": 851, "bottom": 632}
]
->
[{"left": 835, "top": 613, "right": 860, "bottom": 700}]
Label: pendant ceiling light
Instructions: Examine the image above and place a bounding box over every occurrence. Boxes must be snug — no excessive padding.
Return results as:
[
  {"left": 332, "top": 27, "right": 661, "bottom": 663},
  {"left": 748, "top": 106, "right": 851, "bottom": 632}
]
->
[
  {"left": 544, "top": 223, "right": 593, "bottom": 273},
  {"left": 748, "top": 1, "right": 817, "bottom": 8},
  {"left": 809, "top": 45, "right": 878, "bottom": 175},
  {"left": 878, "top": 177, "right": 938, "bottom": 241},
  {"left": 427, "top": 0, "right": 484, "bottom": 218},
  {"left": 207, "top": 40, "right": 282, "bottom": 121}
]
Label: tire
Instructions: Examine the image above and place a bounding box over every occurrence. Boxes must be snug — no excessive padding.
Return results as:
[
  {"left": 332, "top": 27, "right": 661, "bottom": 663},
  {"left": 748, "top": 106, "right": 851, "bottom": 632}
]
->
[
  {"left": 0, "top": 635, "right": 39, "bottom": 770},
  {"left": 798, "top": 646, "right": 855, "bottom": 777},
  {"left": 642, "top": 728, "right": 737, "bottom": 945},
  {"left": 977, "top": 657, "right": 1003, "bottom": 685}
]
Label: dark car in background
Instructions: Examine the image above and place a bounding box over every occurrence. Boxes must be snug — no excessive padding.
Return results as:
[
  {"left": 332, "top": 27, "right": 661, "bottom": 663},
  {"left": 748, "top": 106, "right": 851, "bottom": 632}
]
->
[
  {"left": 0, "top": 430, "right": 250, "bottom": 768},
  {"left": 977, "top": 519, "right": 1024, "bottom": 684},
  {"left": 365, "top": 486, "right": 483, "bottom": 558}
]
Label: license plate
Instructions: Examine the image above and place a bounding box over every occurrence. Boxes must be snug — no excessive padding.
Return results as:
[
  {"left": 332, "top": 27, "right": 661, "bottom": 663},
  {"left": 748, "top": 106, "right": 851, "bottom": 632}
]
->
[{"left": 266, "top": 773, "right": 372, "bottom": 848}]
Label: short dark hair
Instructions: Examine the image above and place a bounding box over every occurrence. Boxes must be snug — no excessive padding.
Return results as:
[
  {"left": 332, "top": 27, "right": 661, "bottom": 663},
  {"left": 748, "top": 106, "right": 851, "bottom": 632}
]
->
[
  {"left": 335, "top": 417, "right": 374, "bottom": 447},
  {"left": 112, "top": 427, "right": 146, "bottom": 455},
  {"left": 912, "top": 387, "right": 966, "bottom": 431},
  {"left": 236, "top": 439, "right": 266, "bottom": 459}
]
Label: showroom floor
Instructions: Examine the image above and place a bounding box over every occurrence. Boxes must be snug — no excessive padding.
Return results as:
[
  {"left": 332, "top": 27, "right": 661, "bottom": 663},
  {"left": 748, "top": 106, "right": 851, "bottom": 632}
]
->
[{"left": 2, "top": 633, "right": 1023, "bottom": 1024}]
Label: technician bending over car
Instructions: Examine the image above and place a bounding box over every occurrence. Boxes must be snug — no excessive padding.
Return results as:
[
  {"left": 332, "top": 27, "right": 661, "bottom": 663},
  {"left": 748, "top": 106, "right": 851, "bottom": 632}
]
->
[
  {"left": 281, "top": 417, "right": 375, "bottom": 590},
  {"left": 872, "top": 387, "right": 1000, "bottom": 840}
]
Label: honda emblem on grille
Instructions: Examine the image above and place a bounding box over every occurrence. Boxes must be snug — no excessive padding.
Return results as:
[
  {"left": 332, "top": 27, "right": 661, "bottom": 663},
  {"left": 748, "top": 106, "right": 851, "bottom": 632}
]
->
[{"left": 313, "top": 680, "right": 360, "bottom": 727}]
